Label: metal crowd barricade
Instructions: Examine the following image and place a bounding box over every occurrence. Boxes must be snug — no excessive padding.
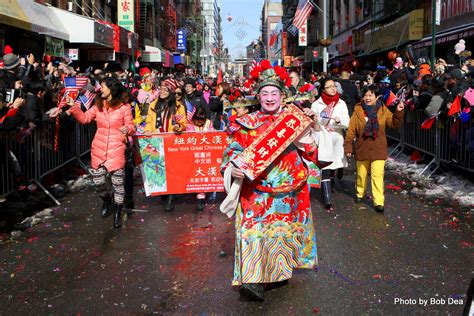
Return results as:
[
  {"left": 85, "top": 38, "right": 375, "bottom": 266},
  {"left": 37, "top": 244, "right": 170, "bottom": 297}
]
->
[
  {"left": 387, "top": 109, "right": 473, "bottom": 177},
  {"left": 0, "top": 118, "right": 96, "bottom": 205},
  {"left": 438, "top": 116, "right": 474, "bottom": 173}
]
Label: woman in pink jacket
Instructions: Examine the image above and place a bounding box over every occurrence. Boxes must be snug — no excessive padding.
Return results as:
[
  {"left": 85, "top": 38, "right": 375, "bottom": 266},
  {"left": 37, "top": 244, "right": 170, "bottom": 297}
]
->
[{"left": 67, "top": 77, "right": 135, "bottom": 228}]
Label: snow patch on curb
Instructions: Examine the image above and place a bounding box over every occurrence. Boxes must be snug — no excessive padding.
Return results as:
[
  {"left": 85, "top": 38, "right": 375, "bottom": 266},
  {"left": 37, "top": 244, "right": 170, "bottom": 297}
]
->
[
  {"left": 386, "top": 153, "right": 474, "bottom": 208},
  {"left": 66, "top": 174, "right": 93, "bottom": 192}
]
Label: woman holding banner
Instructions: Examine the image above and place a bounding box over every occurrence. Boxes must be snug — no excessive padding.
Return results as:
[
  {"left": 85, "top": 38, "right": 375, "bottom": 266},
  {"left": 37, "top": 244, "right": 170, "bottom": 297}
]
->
[
  {"left": 220, "top": 61, "right": 325, "bottom": 301},
  {"left": 67, "top": 77, "right": 135, "bottom": 228},
  {"left": 144, "top": 78, "right": 187, "bottom": 212}
]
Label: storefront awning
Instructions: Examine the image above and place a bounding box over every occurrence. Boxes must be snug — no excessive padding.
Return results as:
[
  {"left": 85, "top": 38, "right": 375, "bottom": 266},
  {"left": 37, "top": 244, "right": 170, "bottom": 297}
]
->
[
  {"left": 141, "top": 46, "right": 162, "bottom": 63},
  {"left": 410, "top": 23, "right": 474, "bottom": 50},
  {"left": 0, "top": 0, "right": 68, "bottom": 41},
  {"left": 49, "top": 6, "right": 114, "bottom": 48},
  {"left": 363, "top": 9, "right": 424, "bottom": 53}
]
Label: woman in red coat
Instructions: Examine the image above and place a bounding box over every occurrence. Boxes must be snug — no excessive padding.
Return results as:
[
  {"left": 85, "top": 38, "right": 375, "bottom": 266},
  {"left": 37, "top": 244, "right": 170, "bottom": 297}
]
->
[{"left": 67, "top": 77, "right": 135, "bottom": 228}]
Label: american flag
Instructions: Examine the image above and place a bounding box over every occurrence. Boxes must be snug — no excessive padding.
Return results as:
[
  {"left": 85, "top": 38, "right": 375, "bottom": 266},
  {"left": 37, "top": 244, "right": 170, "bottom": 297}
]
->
[
  {"left": 174, "top": 114, "right": 184, "bottom": 122},
  {"left": 76, "top": 90, "right": 97, "bottom": 110},
  {"left": 185, "top": 100, "right": 196, "bottom": 122},
  {"left": 59, "top": 76, "right": 89, "bottom": 108},
  {"left": 292, "top": 0, "right": 314, "bottom": 31},
  {"left": 94, "top": 80, "right": 101, "bottom": 92}
]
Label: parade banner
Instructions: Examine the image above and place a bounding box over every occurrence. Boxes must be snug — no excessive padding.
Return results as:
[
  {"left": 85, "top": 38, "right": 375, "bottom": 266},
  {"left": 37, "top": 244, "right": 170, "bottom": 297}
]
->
[
  {"left": 136, "top": 132, "right": 226, "bottom": 196},
  {"left": 232, "top": 104, "right": 313, "bottom": 181}
]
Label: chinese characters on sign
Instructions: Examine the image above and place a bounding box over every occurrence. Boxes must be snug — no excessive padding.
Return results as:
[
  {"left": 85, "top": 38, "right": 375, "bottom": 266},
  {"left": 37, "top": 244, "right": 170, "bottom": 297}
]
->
[
  {"left": 137, "top": 132, "right": 226, "bottom": 196},
  {"left": 232, "top": 104, "right": 313, "bottom": 181},
  {"left": 118, "top": 0, "right": 135, "bottom": 32},
  {"left": 298, "top": 20, "right": 307, "bottom": 46},
  {"left": 177, "top": 30, "right": 187, "bottom": 51}
]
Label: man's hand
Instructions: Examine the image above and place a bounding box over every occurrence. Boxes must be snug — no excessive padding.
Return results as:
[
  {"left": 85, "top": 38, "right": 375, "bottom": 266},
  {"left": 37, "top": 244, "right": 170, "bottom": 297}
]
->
[
  {"left": 303, "top": 108, "right": 317, "bottom": 120},
  {"left": 48, "top": 107, "right": 62, "bottom": 118},
  {"left": 231, "top": 167, "right": 245, "bottom": 179},
  {"left": 11, "top": 97, "right": 25, "bottom": 109},
  {"left": 27, "top": 53, "right": 35, "bottom": 65},
  {"left": 346, "top": 152, "right": 352, "bottom": 157}
]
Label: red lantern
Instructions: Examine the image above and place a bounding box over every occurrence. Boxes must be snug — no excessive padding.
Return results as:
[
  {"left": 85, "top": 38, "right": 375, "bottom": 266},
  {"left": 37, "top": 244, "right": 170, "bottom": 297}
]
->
[{"left": 387, "top": 51, "right": 398, "bottom": 61}]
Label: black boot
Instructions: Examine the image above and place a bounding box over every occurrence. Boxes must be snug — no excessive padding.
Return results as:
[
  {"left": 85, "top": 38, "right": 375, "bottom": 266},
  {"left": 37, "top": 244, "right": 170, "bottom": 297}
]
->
[
  {"left": 165, "top": 194, "right": 175, "bottom": 212},
  {"left": 100, "top": 195, "right": 113, "bottom": 218},
  {"left": 124, "top": 198, "right": 134, "bottom": 215},
  {"left": 321, "top": 181, "right": 333, "bottom": 210},
  {"left": 197, "top": 198, "right": 205, "bottom": 211},
  {"left": 113, "top": 204, "right": 123, "bottom": 228},
  {"left": 239, "top": 283, "right": 265, "bottom": 301}
]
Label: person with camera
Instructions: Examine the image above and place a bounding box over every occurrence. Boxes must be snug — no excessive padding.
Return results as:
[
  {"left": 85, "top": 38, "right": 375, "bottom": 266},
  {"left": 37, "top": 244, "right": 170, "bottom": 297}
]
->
[
  {"left": 344, "top": 84, "right": 405, "bottom": 213},
  {"left": 66, "top": 77, "right": 135, "bottom": 228}
]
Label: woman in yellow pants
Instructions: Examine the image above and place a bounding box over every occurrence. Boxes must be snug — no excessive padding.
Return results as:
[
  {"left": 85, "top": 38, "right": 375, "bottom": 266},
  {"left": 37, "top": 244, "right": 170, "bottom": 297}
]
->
[{"left": 344, "top": 85, "right": 405, "bottom": 212}]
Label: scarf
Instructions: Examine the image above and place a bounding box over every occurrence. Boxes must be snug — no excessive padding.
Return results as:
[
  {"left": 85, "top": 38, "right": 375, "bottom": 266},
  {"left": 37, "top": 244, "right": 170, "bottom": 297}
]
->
[
  {"left": 320, "top": 92, "right": 340, "bottom": 119},
  {"left": 362, "top": 100, "right": 382, "bottom": 139}
]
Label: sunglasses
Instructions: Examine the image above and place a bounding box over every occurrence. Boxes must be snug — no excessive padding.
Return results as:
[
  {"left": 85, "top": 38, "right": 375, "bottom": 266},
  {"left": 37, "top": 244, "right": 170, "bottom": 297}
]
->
[{"left": 175, "top": 92, "right": 183, "bottom": 95}]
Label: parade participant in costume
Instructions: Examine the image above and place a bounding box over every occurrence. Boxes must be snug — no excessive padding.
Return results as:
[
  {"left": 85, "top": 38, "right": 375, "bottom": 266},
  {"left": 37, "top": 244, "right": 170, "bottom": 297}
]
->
[
  {"left": 220, "top": 61, "right": 326, "bottom": 301},
  {"left": 67, "top": 77, "right": 135, "bottom": 228},
  {"left": 311, "top": 78, "right": 350, "bottom": 210},
  {"left": 344, "top": 84, "right": 405, "bottom": 212},
  {"left": 144, "top": 78, "right": 186, "bottom": 212},
  {"left": 186, "top": 106, "right": 216, "bottom": 211}
]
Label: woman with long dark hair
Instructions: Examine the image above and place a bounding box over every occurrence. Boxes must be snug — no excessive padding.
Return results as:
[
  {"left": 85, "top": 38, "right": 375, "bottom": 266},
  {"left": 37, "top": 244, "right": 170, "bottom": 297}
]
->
[
  {"left": 144, "top": 79, "right": 186, "bottom": 134},
  {"left": 144, "top": 79, "right": 186, "bottom": 212},
  {"left": 67, "top": 77, "right": 135, "bottom": 228}
]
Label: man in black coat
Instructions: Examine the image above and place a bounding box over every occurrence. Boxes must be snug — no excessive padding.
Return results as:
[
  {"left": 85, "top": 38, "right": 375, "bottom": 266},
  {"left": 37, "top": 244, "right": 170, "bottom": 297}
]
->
[{"left": 339, "top": 71, "right": 359, "bottom": 115}]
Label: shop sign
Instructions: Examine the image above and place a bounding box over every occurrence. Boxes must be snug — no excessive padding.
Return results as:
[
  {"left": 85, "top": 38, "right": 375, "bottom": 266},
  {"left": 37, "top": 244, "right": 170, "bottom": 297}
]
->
[
  {"left": 118, "top": 0, "right": 135, "bottom": 32},
  {"left": 298, "top": 20, "right": 308, "bottom": 46},
  {"left": 177, "top": 29, "right": 186, "bottom": 51},
  {"left": 44, "top": 36, "right": 64, "bottom": 57},
  {"left": 364, "top": 9, "right": 424, "bottom": 52},
  {"left": 65, "top": 48, "right": 79, "bottom": 61}
]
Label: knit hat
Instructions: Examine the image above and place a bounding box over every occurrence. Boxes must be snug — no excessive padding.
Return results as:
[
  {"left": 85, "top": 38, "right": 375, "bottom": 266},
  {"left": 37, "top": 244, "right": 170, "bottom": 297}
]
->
[
  {"left": 2, "top": 53, "right": 20, "bottom": 70},
  {"left": 184, "top": 77, "right": 196, "bottom": 88},
  {"left": 162, "top": 78, "right": 179, "bottom": 92},
  {"left": 3, "top": 45, "right": 13, "bottom": 55}
]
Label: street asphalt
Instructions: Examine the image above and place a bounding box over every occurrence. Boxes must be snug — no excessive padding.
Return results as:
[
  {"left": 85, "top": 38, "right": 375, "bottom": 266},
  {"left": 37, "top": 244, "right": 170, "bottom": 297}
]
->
[{"left": 0, "top": 164, "right": 472, "bottom": 315}]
